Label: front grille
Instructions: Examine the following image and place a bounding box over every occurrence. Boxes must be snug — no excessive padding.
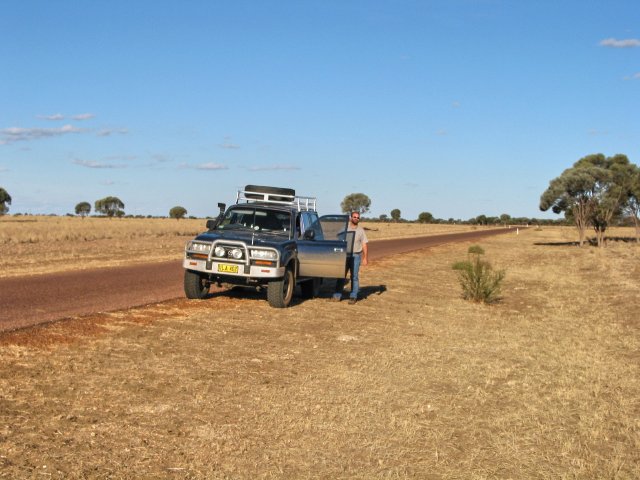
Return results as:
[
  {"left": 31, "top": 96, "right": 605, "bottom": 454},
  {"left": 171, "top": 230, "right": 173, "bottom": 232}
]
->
[{"left": 213, "top": 243, "right": 247, "bottom": 263}]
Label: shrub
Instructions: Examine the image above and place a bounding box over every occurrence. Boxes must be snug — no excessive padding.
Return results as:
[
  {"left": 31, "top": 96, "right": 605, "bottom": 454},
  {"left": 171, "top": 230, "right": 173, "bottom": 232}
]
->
[{"left": 452, "top": 245, "right": 505, "bottom": 303}]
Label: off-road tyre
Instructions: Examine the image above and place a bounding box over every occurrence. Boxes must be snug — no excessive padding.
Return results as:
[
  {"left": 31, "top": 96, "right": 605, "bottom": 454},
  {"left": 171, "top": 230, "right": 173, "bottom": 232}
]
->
[
  {"left": 244, "top": 185, "right": 295, "bottom": 202},
  {"left": 267, "top": 267, "right": 295, "bottom": 308},
  {"left": 184, "top": 270, "right": 210, "bottom": 299},
  {"left": 300, "top": 278, "right": 321, "bottom": 299}
]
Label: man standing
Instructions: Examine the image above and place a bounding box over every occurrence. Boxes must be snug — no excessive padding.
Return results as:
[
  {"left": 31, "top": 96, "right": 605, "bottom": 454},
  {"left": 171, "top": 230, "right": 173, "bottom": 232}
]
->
[{"left": 333, "top": 211, "right": 369, "bottom": 304}]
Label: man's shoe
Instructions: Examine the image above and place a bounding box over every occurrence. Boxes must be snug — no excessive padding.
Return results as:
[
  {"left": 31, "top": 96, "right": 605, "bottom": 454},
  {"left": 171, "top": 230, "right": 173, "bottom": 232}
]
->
[
  {"left": 331, "top": 296, "right": 341, "bottom": 302},
  {"left": 348, "top": 298, "right": 357, "bottom": 305}
]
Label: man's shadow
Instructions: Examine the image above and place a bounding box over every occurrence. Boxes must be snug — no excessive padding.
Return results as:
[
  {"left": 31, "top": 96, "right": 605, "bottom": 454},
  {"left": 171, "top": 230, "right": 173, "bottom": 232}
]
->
[
  {"left": 357, "top": 284, "right": 387, "bottom": 300},
  {"left": 318, "top": 279, "right": 387, "bottom": 300}
]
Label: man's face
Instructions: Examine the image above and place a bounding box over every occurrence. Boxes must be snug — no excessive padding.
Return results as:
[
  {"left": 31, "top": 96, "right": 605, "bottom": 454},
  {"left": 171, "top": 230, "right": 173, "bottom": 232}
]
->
[{"left": 351, "top": 213, "right": 360, "bottom": 224}]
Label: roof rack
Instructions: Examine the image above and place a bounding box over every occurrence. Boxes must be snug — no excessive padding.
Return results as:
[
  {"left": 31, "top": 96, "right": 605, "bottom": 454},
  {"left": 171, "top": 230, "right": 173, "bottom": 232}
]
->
[{"left": 236, "top": 188, "right": 317, "bottom": 212}]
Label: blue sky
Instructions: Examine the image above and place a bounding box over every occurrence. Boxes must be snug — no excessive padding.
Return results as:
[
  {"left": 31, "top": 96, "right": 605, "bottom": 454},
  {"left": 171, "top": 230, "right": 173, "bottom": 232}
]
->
[{"left": 1, "top": 1, "right": 638, "bottom": 220}]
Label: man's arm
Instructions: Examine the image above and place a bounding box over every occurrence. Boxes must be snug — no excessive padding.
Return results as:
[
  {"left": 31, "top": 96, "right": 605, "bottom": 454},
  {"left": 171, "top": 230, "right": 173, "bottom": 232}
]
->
[{"left": 361, "top": 240, "right": 368, "bottom": 266}]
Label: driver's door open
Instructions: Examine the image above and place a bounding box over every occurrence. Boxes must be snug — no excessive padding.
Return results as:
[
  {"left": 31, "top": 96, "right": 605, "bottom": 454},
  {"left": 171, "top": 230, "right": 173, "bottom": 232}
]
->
[{"left": 297, "top": 215, "right": 353, "bottom": 278}]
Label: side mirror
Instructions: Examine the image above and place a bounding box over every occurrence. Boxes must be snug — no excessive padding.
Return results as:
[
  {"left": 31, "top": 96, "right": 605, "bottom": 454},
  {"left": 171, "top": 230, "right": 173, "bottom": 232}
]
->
[
  {"left": 206, "top": 219, "right": 217, "bottom": 230},
  {"left": 303, "top": 229, "right": 315, "bottom": 240}
]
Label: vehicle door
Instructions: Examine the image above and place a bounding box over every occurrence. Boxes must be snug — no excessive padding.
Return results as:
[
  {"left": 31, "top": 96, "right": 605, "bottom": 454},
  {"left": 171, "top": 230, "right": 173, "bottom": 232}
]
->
[{"left": 297, "top": 214, "right": 353, "bottom": 278}]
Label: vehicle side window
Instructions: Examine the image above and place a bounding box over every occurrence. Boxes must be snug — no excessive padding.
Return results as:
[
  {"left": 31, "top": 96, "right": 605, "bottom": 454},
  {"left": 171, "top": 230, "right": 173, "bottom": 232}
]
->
[{"left": 302, "top": 212, "right": 324, "bottom": 240}]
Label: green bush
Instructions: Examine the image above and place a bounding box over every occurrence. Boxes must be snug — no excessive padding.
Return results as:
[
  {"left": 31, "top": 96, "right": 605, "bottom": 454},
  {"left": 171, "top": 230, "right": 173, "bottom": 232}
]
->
[{"left": 452, "top": 245, "right": 505, "bottom": 303}]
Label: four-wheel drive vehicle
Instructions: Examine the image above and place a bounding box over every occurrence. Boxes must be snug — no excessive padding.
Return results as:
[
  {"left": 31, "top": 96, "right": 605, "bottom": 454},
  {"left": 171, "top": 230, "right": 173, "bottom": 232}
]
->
[{"left": 183, "top": 185, "right": 354, "bottom": 308}]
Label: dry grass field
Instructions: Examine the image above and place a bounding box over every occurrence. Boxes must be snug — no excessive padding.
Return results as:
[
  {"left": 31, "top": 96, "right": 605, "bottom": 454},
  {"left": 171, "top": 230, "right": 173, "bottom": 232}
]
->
[
  {"left": 0, "top": 216, "right": 481, "bottom": 278},
  {"left": 0, "top": 226, "right": 638, "bottom": 478}
]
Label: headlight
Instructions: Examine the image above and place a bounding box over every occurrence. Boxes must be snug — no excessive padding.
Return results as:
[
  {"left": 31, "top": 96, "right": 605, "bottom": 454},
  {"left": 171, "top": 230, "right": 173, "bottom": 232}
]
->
[
  {"left": 250, "top": 249, "right": 277, "bottom": 260},
  {"left": 230, "top": 248, "right": 243, "bottom": 259},
  {"left": 214, "top": 246, "right": 226, "bottom": 257},
  {"left": 189, "top": 242, "right": 212, "bottom": 253}
]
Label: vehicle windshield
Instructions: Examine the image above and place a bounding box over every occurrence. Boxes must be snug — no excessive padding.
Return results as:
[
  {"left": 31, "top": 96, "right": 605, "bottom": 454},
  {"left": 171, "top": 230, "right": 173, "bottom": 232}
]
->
[{"left": 218, "top": 207, "right": 291, "bottom": 235}]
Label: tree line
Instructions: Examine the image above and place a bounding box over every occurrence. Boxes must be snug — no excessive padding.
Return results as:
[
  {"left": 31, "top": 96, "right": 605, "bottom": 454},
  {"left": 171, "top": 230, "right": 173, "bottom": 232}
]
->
[
  {"left": 73, "top": 198, "right": 188, "bottom": 219},
  {"left": 340, "top": 192, "right": 555, "bottom": 226},
  {"left": 4, "top": 156, "right": 639, "bottom": 237},
  {"left": 0, "top": 190, "right": 189, "bottom": 220}
]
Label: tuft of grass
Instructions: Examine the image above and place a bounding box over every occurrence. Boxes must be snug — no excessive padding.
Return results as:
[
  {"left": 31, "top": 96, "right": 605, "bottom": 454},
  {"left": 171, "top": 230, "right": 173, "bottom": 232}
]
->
[{"left": 452, "top": 244, "right": 505, "bottom": 303}]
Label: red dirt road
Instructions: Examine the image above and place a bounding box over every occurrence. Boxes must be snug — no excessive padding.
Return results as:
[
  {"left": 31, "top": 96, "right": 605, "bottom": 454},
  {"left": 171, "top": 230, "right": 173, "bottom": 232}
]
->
[{"left": 0, "top": 228, "right": 513, "bottom": 333}]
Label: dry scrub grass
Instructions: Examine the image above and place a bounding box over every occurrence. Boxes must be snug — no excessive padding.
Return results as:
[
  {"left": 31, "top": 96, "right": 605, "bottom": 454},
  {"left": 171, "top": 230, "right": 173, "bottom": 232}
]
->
[
  {"left": 0, "top": 216, "right": 481, "bottom": 278},
  {"left": 1, "top": 227, "right": 639, "bottom": 478}
]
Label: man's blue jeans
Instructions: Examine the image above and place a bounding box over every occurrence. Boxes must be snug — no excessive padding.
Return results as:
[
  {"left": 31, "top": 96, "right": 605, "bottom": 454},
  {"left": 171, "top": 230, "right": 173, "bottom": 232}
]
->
[{"left": 333, "top": 253, "right": 361, "bottom": 300}]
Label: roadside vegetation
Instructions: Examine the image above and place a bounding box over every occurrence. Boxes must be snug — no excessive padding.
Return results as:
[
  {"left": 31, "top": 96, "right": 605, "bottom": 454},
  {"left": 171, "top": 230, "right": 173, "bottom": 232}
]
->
[
  {"left": 452, "top": 245, "right": 505, "bottom": 303},
  {"left": 0, "top": 227, "right": 637, "bottom": 478}
]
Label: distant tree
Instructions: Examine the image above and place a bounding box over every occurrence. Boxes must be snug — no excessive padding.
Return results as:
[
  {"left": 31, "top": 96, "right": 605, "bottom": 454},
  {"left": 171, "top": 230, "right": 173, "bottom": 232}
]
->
[
  {"left": 0, "top": 187, "right": 11, "bottom": 216},
  {"left": 625, "top": 164, "right": 640, "bottom": 242},
  {"left": 95, "top": 196, "right": 125, "bottom": 218},
  {"left": 379, "top": 214, "right": 389, "bottom": 222},
  {"left": 75, "top": 201, "right": 91, "bottom": 218},
  {"left": 340, "top": 193, "right": 371, "bottom": 215},
  {"left": 540, "top": 154, "right": 635, "bottom": 246},
  {"left": 417, "top": 212, "right": 434, "bottom": 224},
  {"left": 475, "top": 214, "right": 488, "bottom": 225},
  {"left": 169, "top": 206, "right": 188, "bottom": 220},
  {"left": 500, "top": 213, "right": 511, "bottom": 225},
  {"left": 390, "top": 208, "right": 401, "bottom": 222}
]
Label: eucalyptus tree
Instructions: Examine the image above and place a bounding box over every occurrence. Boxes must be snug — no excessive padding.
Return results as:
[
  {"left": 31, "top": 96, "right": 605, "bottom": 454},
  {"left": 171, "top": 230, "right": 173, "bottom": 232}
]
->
[
  {"left": 390, "top": 208, "right": 401, "bottom": 222},
  {"left": 169, "top": 206, "right": 187, "bottom": 220},
  {"left": 418, "top": 212, "right": 434, "bottom": 224},
  {"left": 340, "top": 193, "right": 371, "bottom": 215},
  {"left": 75, "top": 201, "right": 91, "bottom": 218},
  {"left": 626, "top": 165, "right": 640, "bottom": 242},
  {"left": 540, "top": 154, "right": 635, "bottom": 246},
  {"left": 95, "top": 196, "right": 125, "bottom": 218},
  {"left": 0, "top": 187, "right": 11, "bottom": 215}
]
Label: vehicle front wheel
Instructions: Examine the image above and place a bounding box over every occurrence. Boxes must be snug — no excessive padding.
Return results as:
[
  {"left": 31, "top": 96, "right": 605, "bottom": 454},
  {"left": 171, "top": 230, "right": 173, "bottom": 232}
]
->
[
  {"left": 184, "top": 270, "right": 210, "bottom": 299},
  {"left": 267, "top": 267, "right": 294, "bottom": 308}
]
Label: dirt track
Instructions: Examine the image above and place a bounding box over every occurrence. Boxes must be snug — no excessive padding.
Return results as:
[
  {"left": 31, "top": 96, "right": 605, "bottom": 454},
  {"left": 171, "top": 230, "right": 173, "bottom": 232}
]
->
[{"left": 0, "top": 228, "right": 512, "bottom": 333}]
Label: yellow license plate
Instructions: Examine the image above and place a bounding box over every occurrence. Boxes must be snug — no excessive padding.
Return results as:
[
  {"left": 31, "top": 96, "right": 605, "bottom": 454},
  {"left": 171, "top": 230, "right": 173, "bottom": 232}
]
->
[{"left": 218, "top": 264, "right": 239, "bottom": 274}]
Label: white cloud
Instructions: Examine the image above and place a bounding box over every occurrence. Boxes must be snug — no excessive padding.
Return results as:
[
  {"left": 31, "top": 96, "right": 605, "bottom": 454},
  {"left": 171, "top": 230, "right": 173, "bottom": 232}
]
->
[
  {"left": 73, "top": 159, "right": 126, "bottom": 169},
  {"left": 197, "top": 162, "right": 228, "bottom": 170},
  {"left": 588, "top": 129, "right": 609, "bottom": 137},
  {"left": 179, "top": 162, "right": 228, "bottom": 170},
  {"left": 219, "top": 136, "right": 240, "bottom": 149},
  {"left": 0, "top": 124, "right": 83, "bottom": 145},
  {"left": 600, "top": 38, "right": 640, "bottom": 48},
  {"left": 97, "top": 128, "right": 128, "bottom": 137},
  {"left": 103, "top": 155, "right": 137, "bottom": 162},
  {"left": 623, "top": 72, "right": 640, "bottom": 80},
  {"left": 37, "top": 113, "right": 65, "bottom": 121},
  {"left": 247, "top": 164, "right": 300, "bottom": 171},
  {"left": 72, "top": 113, "right": 96, "bottom": 121},
  {"left": 151, "top": 154, "right": 172, "bottom": 163}
]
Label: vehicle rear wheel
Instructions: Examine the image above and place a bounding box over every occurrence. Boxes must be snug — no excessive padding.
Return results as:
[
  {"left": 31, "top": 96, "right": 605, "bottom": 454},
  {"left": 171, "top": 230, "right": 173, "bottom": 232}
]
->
[
  {"left": 267, "top": 267, "right": 294, "bottom": 308},
  {"left": 184, "top": 270, "right": 210, "bottom": 299},
  {"left": 300, "top": 278, "right": 321, "bottom": 299}
]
